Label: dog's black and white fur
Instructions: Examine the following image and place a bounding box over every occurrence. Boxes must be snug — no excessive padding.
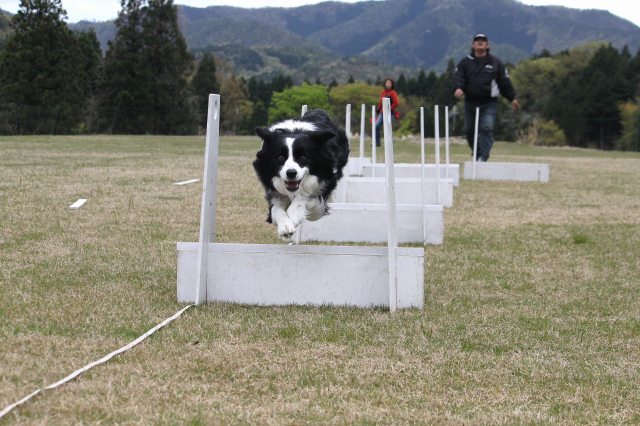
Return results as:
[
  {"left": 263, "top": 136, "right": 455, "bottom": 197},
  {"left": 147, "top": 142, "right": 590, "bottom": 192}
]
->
[{"left": 253, "top": 109, "right": 350, "bottom": 240}]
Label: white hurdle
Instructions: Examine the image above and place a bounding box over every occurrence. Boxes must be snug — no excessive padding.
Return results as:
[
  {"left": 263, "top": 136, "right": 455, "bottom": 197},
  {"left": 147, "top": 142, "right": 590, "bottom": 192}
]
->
[
  {"left": 344, "top": 103, "right": 372, "bottom": 176},
  {"left": 464, "top": 106, "right": 550, "bottom": 182},
  {"left": 445, "top": 106, "right": 450, "bottom": 179},
  {"left": 472, "top": 106, "right": 479, "bottom": 180},
  {"left": 340, "top": 104, "right": 455, "bottom": 206},
  {"left": 371, "top": 105, "right": 377, "bottom": 173},
  {"left": 177, "top": 94, "right": 424, "bottom": 309},
  {"left": 297, "top": 104, "right": 444, "bottom": 245},
  {"left": 358, "top": 105, "right": 459, "bottom": 186}
]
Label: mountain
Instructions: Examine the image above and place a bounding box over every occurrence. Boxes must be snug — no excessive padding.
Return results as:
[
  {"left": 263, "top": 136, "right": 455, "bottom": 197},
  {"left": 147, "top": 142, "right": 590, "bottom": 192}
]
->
[{"left": 67, "top": 0, "right": 640, "bottom": 80}]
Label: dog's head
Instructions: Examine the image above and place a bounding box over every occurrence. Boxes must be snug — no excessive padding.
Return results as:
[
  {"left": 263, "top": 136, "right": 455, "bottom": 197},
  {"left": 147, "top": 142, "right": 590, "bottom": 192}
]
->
[{"left": 255, "top": 124, "right": 335, "bottom": 193}]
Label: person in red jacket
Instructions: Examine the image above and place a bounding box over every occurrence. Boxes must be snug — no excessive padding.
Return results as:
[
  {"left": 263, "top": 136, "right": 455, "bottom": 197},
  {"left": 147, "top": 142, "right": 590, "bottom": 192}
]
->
[{"left": 375, "top": 78, "right": 400, "bottom": 146}]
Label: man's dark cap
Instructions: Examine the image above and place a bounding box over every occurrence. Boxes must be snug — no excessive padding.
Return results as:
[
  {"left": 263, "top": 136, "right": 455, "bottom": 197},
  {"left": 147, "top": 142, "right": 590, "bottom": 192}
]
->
[{"left": 473, "top": 33, "right": 488, "bottom": 41}]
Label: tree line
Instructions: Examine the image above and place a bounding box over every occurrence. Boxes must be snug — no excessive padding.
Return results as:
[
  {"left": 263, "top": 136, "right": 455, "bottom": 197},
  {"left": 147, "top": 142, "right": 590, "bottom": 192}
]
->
[{"left": 0, "top": 0, "right": 638, "bottom": 151}]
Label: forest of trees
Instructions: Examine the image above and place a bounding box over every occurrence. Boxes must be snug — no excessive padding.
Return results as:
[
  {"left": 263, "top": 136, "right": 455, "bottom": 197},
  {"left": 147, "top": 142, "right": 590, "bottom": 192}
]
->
[{"left": 0, "top": 0, "right": 639, "bottom": 151}]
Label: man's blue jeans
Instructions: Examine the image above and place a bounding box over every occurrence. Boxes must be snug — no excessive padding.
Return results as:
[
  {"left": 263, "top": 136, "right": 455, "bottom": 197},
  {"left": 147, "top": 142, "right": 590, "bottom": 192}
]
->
[
  {"left": 464, "top": 100, "right": 497, "bottom": 161},
  {"left": 375, "top": 114, "right": 395, "bottom": 146}
]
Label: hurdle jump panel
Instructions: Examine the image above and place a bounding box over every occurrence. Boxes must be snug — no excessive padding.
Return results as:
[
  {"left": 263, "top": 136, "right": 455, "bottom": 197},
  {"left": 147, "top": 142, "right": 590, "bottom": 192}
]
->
[
  {"left": 333, "top": 177, "right": 454, "bottom": 207},
  {"left": 296, "top": 203, "right": 444, "bottom": 245},
  {"left": 463, "top": 161, "right": 550, "bottom": 182},
  {"left": 177, "top": 242, "right": 424, "bottom": 308},
  {"left": 345, "top": 156, "right": 372, "bottom": 176},
  {"left": 361, "top": 163, "right": 460, "bottom": 186}
]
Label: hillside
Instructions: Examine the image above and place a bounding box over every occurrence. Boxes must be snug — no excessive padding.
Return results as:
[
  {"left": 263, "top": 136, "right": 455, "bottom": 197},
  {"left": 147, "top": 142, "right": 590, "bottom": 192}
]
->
[
  {"left": 170, "top": 0, "right": 639, "bottom": 70},
  {"left": 44, "top": 0, "right": 640, "bottom": 80}
]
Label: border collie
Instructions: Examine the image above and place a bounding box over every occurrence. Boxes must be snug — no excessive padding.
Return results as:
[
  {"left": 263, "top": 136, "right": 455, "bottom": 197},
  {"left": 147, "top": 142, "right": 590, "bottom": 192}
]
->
[{"left": 253, "top": 109, "right": 350, "bottom": 240}]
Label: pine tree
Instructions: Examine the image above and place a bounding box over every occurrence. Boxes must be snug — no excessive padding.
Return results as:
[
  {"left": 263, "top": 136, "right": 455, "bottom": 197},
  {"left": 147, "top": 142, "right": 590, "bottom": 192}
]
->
[
  {"left": 141, "top": 0, "right": 194, "bottom": 134},
  {"left": 97, "top": 0, "right": 195, "bottom": 134},
  {"left": 395, "top": 73, "right": 407, "bottom": 95},
  {"left": 415, "top": 69, "right": 428, "bottom": 98},
  {"left": 96, "top": 0, "right": 147, "bottom": 133},
  {"left": 0, "top": 0, "right": 98, "bottom": 134},
  {"left": 75, "top": 29, "right": 102, "bottom": 130},
  {"left": 192, "top": 53, "right": 219, "bottom": 130},
  {"left": 434, "top": 59, "right": 457, "bottom": 107},
  {"left": 580, "top": 45, "right": 625, "bottom": 149}
]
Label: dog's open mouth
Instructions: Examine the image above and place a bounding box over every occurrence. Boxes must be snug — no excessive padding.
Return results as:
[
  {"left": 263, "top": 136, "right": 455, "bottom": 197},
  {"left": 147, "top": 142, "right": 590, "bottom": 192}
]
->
[{"left": 285, "top": 179, "right": 301, "bottom": 192}]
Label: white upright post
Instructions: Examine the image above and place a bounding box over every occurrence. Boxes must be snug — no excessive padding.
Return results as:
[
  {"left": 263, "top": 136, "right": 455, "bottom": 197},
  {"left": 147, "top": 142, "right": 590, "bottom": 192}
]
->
[
  {"left": 371, "top": 105, "right": 377, "bottom": 175},
  {"left": 472, "top": 107, "right": 479, "bottom": 180},
  {"left": 420, "top": 106, "right": 426, "bottom": 243},
  {"left": 195, "top": 94, "right": 221, "bottom": 305},
  {"left": 445, "top": 106, "right": 450, "bottom": 179},
  {"left": 345, "top": 104, "right": 351, "bottom": 140},
  {"left": 293, "top": 104, "right": 307, "bottom": 245},
  {"left": 434, "top": 105, "right": 441, "bottom": 205},
  {"left": 359, "top": 103, "right": 365, "bottom": 171},
  {"left": 382, "top": 98, "right": 398, "bottom": 313}
]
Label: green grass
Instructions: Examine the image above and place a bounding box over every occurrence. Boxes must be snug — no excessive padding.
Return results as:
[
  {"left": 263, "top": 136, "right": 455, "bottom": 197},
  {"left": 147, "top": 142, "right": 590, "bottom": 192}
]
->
[{"left": 1, "top": 135, "right": 639, "bottom": 424}]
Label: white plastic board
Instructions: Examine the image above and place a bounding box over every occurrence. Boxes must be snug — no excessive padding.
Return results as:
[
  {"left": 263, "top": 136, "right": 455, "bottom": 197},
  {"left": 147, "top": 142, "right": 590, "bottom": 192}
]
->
[
  {"left": 361, "top": 163, "right": 460, "bottom": 186},
  {"left": 296, "top": 203, "right": 444, "bottom": 245},
  {"left": 345, "top": 156, "right": 372, "bottom": 176},
  {"left": 463, "top": 161, "right": 550, "bottom": 182},
  {"left": 332, "top": 176, "right": 454, "bottom": 207},
  {"left": 177, "top": 242, "right": 424, "bottom": 308}
]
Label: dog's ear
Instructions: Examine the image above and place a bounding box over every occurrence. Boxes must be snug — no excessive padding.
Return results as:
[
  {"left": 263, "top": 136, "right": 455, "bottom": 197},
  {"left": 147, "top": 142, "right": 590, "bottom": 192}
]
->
[
  {"left": 308, "top": 130, "right": 335, "bottom": 144},
  {"left": 255, "top": 127, "right": 271, "bottom": 141}
]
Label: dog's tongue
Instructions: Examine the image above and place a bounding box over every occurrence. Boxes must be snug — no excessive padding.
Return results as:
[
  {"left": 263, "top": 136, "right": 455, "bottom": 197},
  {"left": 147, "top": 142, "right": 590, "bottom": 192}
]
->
[{"left": 285, "top": 180, "right": 300, "bottom": 191}]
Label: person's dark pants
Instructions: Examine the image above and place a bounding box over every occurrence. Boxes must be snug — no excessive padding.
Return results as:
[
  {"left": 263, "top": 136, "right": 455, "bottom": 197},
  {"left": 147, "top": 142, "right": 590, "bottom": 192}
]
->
[
  {"left": 375, "top": 114, "right": 395, "bottom": 146},
  {"left": 464, "top": 100, "right": 497, "bottom": 161}
]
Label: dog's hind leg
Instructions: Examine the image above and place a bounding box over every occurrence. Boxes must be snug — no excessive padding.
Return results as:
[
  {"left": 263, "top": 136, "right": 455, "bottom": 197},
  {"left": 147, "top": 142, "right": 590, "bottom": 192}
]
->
[{"left": 304, "top": 196, "right": 328, "bottom": 221}]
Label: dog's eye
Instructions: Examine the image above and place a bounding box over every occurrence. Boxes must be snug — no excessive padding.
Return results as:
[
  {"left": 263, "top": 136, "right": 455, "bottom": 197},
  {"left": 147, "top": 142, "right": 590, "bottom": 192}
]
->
[
  {"left": 299, "top": 155, "right": 307, "bottom": 162},
  {"left": 278, "top": 155, "right": 285, "bottom": 162}
]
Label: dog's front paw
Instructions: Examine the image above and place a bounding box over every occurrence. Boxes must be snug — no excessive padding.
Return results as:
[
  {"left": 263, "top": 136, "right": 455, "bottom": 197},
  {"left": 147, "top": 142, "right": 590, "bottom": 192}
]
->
[
  {"left": 287, "top": 203, "right": 307, "bottom": 227},
  {"left": 277, "top": 218, "right": 296, "bottom": 241}
]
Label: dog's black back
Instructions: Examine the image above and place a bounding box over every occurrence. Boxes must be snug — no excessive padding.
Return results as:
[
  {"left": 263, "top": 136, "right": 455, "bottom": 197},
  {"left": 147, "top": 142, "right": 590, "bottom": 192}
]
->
[{"left": 299, "top": 109, "right": 350, "bottom": 181}]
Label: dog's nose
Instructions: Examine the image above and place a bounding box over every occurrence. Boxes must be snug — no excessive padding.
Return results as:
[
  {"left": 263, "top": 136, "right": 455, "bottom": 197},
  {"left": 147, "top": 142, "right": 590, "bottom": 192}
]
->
[{"left": 286, "top": 169, "right": 297, "bottom": 179}]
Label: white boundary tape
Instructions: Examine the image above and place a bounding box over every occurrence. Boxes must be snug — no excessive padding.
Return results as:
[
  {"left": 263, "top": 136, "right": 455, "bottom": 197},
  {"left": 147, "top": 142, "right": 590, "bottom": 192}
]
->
[
  {"left": 174, "top": 179, "right": 199, "bottom": 186},
  {"left": 0, "top": 304, "right": 194, "bottom": 420},
  {"left": 69, "top": 199, "right": 87, "bottom": 209}
]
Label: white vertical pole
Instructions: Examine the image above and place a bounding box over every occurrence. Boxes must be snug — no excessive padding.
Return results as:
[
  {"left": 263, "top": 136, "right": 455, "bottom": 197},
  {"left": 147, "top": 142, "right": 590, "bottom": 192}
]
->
[
  {"left": 359, "top": 103, "right": 365, "bottom": 172},
  {"left": 445, "top": 106, "right": 450, "bottom": 179},
  {"left": 294, "top": 105, "right": 307, "bottom": 245},
  {"left": 434, "top": 105, "right": 441, "bottom": 205},
  {"left": 472, "top": 107, "right": 479, "bottom": 180},
  {"left": 195, "top": 94, "right": 221, "bottom": 305},
  {"left": 420, "top": 106, "right": 426, "bottom": 243},
  {"left": 345, "top": 104, "right": 351, "bottom": 140},
  {"left": 382, "top": 98, "right": 398, "bottom": 313},
  {"left": 371, "top": 105, "right": 376, "bottom": 175}
]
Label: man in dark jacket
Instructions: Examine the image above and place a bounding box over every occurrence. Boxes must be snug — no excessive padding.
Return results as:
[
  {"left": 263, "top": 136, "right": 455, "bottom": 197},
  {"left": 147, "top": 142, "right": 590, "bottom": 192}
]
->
[{"left": 453, "top": 33, "right": 520, "bottom": 161}]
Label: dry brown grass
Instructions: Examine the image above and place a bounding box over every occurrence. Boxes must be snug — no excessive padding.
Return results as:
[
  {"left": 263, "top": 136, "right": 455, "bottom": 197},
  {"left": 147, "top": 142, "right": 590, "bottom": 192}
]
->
[{"left": 1, "top": 135, "right": 639, "bottom": 424}]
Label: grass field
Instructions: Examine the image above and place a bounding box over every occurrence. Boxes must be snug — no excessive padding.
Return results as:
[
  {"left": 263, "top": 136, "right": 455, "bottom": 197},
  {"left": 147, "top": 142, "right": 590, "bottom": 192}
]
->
[{"left": 1, "top": 134, "right": 639, "bottom": 424}]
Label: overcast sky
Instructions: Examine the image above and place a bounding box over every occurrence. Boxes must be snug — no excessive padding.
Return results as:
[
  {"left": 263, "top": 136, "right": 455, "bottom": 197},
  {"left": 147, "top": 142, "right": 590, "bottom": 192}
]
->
[{"left": 0, "top": 0, "right": 638, "bottom": 27}]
